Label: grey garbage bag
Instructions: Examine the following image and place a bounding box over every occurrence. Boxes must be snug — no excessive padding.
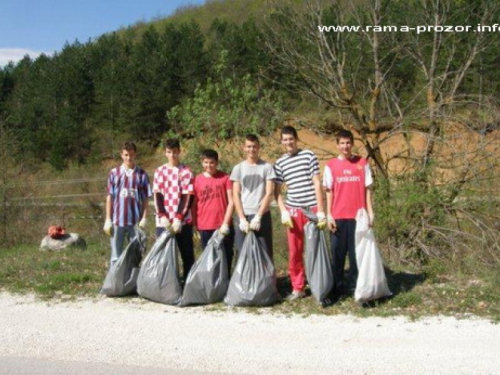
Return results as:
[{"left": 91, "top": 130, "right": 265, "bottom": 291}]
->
[
  {"left": 224, "top": 231, "right": 279, "bottom": 307},
  {"left": 304, "top": 220, "right": 334, "bottom": 303},
  {"left": 137, "top": 230, "right": 182, "bottom": 305},
  {"left": 100, "top": 228, "right": 146, "bottom": 297},
  {"left": 354, "top": 208, "right": 392, "bottom": 303},
  {"left": 179, "top": 231, "right": 228, "bottom": 307}
]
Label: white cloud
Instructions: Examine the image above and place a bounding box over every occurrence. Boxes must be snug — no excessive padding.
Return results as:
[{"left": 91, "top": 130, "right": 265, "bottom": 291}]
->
[{"left": 0, "top": 48, "right": 48, "bottom": 67}]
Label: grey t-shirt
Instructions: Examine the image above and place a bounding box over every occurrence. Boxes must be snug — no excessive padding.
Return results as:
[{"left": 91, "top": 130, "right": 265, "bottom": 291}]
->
[{"left": 230, "top": 160, "right": 276, "bottom": 215}]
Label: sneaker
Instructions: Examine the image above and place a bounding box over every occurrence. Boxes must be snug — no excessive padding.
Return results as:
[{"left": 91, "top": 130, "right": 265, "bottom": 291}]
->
[{"left": 287, "top": 290, "right": 306, "bottom": 301}]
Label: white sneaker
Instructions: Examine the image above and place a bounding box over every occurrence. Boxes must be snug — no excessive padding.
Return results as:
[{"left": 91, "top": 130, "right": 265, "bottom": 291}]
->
[{"left": 287, "top": 290, "right": 306, "bottom": 301}]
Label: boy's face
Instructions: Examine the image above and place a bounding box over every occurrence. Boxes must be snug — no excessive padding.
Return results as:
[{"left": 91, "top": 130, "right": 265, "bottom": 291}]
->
[
  {"left": 121, "top": 149, "right": 136, "bottom": 169},
  {"left": 337, "top": 137, "right": 353, "bottom": 158},
  {"left": 202, "top": 157, "right": 218, "bottom": 176},
  {"left": 165, "top": 147, "right": 181, "bottom": 165},
  {"left": 281, "top": 133, "right": 298, "bottom": 154},
  {"left": 244, "top": 140, "right": 260, "bottom": 159}
]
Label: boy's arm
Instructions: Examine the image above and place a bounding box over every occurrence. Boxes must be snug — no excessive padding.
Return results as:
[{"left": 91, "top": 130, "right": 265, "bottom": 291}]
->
[
  {"left": 366, "top": 186, "right": 374, "bottom": 227},
  {"left": 223, "top": 188, "right": 234, "bottom": 227},
  {"left": 325, "top": 188, "right": 336, "bottom": 232},
  {"left": 274, "top": 183, "right": 286, "bottom": 213},
  {"left": 312, "top": 174, "right": 325, "bottom": 214},
  {"left": 103, "top": 195, "right": 113, "bottom": 235},
  {"left": 105, "top": 194, "right": 112, "bottom": 221},
  {"left": 232, "top": 181, "right": 245, "bottom": 220},
  {"left": 257, "top": 180, "right": 274, "bottom": 217}
]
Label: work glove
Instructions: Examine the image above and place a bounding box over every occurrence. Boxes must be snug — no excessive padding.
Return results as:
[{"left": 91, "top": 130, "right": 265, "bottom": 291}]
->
[
  {"left": 103, "top": 219, "right": 113, "bottom": 236},
  {"left": 249, "top": 214, "right": 261, "bottom": 231},
  {"left": 159, "top": 216, "right": 172, "bottom": 231},
  {"left": 138, "top": 217, "right": 147, "bottom": 229},
  {"left": 219, "top": 223, "right": 230, "bottom": 236},
  {"left": 316, "top": 211, "right": 327, "bottom": 230},
  {"left": 172, "top": 218, "right": 183, "bottom": 233},
  {"left": 238, "top": 218, "right": 250, "bottom": 233},
  {"left": 281, "top": 211, "right": 293, "bottom": 229}
]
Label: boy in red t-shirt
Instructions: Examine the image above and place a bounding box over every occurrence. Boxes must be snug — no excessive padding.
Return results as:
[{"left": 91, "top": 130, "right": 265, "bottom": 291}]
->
[
  {"left": 192, "top": 149, "right": 235, "bottom": 273},
  {"left": 323, "top": 129, "right": 374, "bottom": 296}
]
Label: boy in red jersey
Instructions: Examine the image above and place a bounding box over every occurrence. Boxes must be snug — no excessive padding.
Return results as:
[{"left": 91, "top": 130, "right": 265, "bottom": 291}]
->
[
  {"left": 323, "top": 129, "right": 374, "bottom": 296},
  {"left": 192, "top": 149, "right": 235, "bottom": 273}
]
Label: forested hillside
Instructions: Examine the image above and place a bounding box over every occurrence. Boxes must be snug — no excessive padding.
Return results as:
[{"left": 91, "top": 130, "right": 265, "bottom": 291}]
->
[{"left": 0, "top": 0, "right": 499, "bottom": 269}]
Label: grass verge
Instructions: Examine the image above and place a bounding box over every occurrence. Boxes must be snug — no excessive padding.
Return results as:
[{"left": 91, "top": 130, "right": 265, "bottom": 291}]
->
[{"left": 1, "top": 241, "right": 499, "bottom": 321}]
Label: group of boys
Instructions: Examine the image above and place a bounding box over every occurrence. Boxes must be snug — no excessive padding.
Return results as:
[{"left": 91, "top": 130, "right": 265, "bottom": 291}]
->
[{"left": 104, "top": 126, "right": 374, "bottom": 301}]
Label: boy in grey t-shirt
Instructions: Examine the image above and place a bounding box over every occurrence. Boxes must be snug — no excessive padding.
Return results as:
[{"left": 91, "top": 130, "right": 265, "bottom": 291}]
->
[{"left": 230, "top": 134, "right": 276, "bottom": 259}]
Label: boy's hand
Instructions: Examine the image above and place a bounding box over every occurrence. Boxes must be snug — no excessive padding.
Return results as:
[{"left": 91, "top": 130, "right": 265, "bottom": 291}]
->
[
  {"left": 238, "top": 218, "right": 249, "bottom": 233},
  {"left": 249, "top": 215, "right": 261, "bottom": 231},
  {"left": 368, "top": 212, "right": 375, "bottom": 227},
  {"left": 103, "top": 219, "right": 113, "bottom": 236},
  {"left": 281, "top": 211, "right": 293, "bottom": 229},
  {"left": 327, "top": 214, "right": 337, "bottom": 233},
  {"left": 172, "top": 218, "right": 183, "bottom": 233},
  {"left": 138, "top": 217, "right": 147, "bottom": 229},
  {"left": 316, "top": 211, "right": 327, "bottom": 230},
  {"left": 159, "top": 216, "right": 171, "bottom": 231},
  {"left": 219, "top": 224, "right": 230, "bottom": 236}
]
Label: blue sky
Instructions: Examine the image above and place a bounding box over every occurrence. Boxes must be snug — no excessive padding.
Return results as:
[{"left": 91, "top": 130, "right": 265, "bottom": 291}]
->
[{"left": 0, "top": 0, "right": 207, "bottom": 66}]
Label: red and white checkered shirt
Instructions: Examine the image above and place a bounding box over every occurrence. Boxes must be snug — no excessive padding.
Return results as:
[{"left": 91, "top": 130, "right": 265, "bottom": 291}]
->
[{"left": 153, "top": 163, "right": 194, "bottom": 225}]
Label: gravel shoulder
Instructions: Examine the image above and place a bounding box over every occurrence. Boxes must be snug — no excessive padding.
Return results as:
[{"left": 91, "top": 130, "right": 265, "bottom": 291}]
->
[{"left": 1, "top": 292, "right": 499, "bottom": 374}]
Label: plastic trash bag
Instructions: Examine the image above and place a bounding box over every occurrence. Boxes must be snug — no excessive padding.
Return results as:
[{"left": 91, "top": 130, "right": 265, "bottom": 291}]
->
[
  {"left": 101, "top": 228, "right": 146, "bottom": 297},
  {"left": 304, "top": 219, "right": 334, "bottom": 303},
  {"left": 179, "top": 231, "right": 228, "bottom": 307},
  {"left": 354, "top": 208, "right": 392, "bottom": 303},
  {"left": 137, "top": 230, "right": 182, "bottom": 305},
  {"left": 224, "top": 231, "right": 279, "bottom": 307}
]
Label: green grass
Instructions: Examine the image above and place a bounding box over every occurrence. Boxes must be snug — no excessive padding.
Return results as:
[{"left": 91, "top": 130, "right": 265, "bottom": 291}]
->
[
  {"left": 0, "top": 243, "right": 108, "bottom": 298},
  {"left": 1, "top": 232, "right": 499, "bottom": 322}
]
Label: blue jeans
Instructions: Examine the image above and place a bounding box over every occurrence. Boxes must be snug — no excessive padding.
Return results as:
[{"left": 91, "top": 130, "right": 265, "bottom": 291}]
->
[
  {"left": 156, "top": 224, "right": 195, "bottom": 279},
  {"left": 110, "top": 225, "right": 137, "bottom": 264},
  {"left": 199, "top": 228, "right": 235, "bottom": 275},
  {"left": 234, "top": 211, "right": 273, "bottom": 261}
]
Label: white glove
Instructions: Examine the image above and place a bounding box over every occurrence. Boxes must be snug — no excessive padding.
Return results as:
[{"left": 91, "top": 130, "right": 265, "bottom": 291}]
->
[
  {"left": 159, "top": 216, "right": 171, "bottom": 231},
  {"left": 172, "top": 218, "right": 183, "bottom": 233},
  {"left": 249, "top": 215, "right": 261, "bottom": 231},
  {"left": 281, "top": 211, "right": 293, "bottom": 229},
  {"left": 103, "top": 219, "right": 113, "bottom": 236},
  {"left": 138, "top": 217, "right": 147, "bottom": 229},
  {"left": 239, "top": 218, "right": 249, "bottom": 233},
  {"left": 219, "top": 223, "right": 230, "bottom": 236},
  {"left": 316, "top": 211, "right": 327, "bottom": 230}
]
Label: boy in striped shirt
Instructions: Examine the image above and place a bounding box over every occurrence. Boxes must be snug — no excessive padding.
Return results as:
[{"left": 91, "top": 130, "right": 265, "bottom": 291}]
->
[
  {"left": 103, "top": 141, "right": 151, "bottom": 265},
  {"left": 274, "top": 126, "right": 326, "bottom": 300}
]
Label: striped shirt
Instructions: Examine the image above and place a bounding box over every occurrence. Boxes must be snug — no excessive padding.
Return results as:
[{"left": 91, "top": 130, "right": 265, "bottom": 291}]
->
[
  {"left": 107, "top": 165, "right": 152, "bottom": 227},
  {"left": 274, "top": 149, "right": 320, "bottom": 208}
]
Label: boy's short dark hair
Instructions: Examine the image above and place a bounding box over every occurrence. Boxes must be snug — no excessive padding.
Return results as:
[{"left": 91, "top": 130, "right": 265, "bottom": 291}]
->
[
  {"left": 122, "top": 141, "right": 137, "bottom": 153},
  {"left": 336, "top": 129, "right": 354, "bottom": 143},
  {"left": 281, "top": 125, "right": 298, "bottom": 140},
  {"left": 201, "top": 149, "right": 219, "bottom": 162},
  {"left": 245, "top": 134, "right": 260, "bottom": 144},
  {"left": 164, "top": 138, "right": 180, "bottom": 150}
]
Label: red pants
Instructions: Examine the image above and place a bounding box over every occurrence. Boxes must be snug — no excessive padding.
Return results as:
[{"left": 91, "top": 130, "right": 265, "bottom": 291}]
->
[{"left": 286, "top": 206, "right": 317, "bottom": 292}]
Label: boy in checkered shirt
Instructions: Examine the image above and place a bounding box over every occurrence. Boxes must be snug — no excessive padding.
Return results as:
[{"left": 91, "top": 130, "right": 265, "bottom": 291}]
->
[
  {"left": 153, "top": 139, "right": 195, "bottom": 279},
  {"left": 103, "top": 141, "right": 151, "bottom": 265}
]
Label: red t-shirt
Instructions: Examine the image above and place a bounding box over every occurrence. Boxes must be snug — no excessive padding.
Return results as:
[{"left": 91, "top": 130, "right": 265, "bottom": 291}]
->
[
  {"left": 325, "top": 156, "right": 369, "bottom": 219},
  {"left": 194, "top": 171, "right": 232, "bottom": 230}
]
